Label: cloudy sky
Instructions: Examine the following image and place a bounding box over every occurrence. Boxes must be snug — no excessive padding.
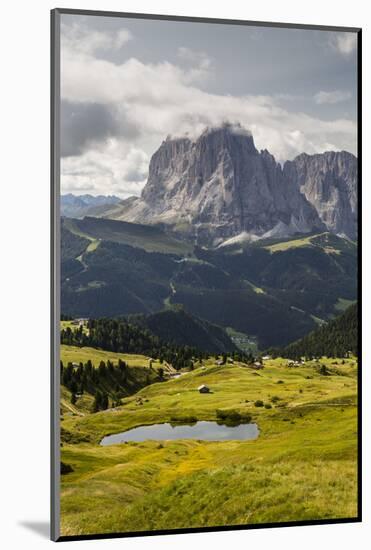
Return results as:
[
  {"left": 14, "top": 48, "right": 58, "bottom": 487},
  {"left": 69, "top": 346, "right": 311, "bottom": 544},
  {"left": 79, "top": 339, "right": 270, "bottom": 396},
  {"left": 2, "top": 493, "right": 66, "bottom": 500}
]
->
[{"left": 60, "top": 13, "right": 358, "bottom": 198}]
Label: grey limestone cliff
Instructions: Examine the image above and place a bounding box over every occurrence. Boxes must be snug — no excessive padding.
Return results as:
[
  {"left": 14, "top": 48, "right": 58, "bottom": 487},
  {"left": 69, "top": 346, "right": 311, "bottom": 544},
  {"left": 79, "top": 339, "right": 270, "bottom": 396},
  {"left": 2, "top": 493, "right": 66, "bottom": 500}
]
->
[{"left": 104, "top": 123, "right": 357, "bottom": 245}]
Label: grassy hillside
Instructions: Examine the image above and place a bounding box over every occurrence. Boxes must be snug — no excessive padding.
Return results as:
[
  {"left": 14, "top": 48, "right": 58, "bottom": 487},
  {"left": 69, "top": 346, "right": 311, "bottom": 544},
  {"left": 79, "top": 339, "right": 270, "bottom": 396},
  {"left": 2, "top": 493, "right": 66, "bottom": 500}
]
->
[
  {"left": 61, "top": 221, "right": 89, "bottom": 261},
  {"left": 64, "top": 216, "right": 193, "bottom": 255},
  {"left": 61, "top": 385, "right": 94, "bottom": 416},
  {"left": 262, "top": 232, "right": 356, "bottom": 254},
  {"left": 60, "top": 345, "right": 174, "bottom": 413},
  {"left": 61, "top": 344, "right": 168, "bottom": 371},
  {"left": 60, "top": 355, "right": 358, "bottom": 535}
]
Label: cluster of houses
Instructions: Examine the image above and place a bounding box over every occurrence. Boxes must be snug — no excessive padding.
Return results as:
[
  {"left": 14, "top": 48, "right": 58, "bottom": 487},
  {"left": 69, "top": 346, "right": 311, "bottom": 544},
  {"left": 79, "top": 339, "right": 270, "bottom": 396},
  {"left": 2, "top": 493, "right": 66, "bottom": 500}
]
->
[
  {"left": 215, "top": 358, "right": 235, "bottom": 366},
  {"left": 287, "top": 359, "right": 306, "bottom": 367},
  {"left": 70, "top": 318, "right": 89, "bottom": 327}
]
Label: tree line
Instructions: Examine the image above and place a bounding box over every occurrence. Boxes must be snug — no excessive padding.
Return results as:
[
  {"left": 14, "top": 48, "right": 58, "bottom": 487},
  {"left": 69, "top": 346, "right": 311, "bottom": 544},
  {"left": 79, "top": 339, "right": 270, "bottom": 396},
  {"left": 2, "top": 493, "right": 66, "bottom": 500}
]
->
[
  {"left": 61, "top": 317, "right": 255, "bottom": 371},
  {"left": 269, "top": 303, "right": 358, "bottom": 360},
  {"left": 61, "top": 357, "right": 159, "bottom": 412}
]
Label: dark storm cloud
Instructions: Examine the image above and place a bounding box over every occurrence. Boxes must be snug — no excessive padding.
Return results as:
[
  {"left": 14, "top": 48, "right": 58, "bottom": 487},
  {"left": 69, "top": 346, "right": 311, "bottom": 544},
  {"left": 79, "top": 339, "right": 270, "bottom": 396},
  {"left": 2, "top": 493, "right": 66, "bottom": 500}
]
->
[{"left": 61, "top": 101, "right": 140, "bottom": 157}]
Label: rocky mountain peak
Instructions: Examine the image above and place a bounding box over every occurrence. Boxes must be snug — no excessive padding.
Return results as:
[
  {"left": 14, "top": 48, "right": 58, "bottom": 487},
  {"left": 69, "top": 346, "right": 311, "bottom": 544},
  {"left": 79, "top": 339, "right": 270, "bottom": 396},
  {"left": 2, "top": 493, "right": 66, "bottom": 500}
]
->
[
  {"left": 283, "top": 150, "right": 357, "bottom": 240},
  {"left": 198, "top": 122, "right": 257, "bottom": 151},
  {"left": 102, "top": 124, "right": 357, "bottom": 245}
]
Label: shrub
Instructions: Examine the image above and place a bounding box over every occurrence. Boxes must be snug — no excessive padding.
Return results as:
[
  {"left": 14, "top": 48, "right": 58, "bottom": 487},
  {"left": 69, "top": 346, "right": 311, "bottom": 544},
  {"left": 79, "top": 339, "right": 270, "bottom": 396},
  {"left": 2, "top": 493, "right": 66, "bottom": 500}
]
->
[
  {"left": 319, "top": 364, "right": 330, "bottom": 376},
  {"left": 216, "top": 409, "right": 252, "bottom": 425},
  {"left": 264, "top": 403, "right": 272, "bottom": 409},
  {"left": 270, "top": 396, "right": 281, "bottom": 403},
  {"left": 254, "top": 400, "right": 264, "bottom": 407},
  {"left": 170, "top": 415, "right": 197, "bottom": 425},
  {"left": 61, "top": 462, "right": 73, "bottom": 475}
]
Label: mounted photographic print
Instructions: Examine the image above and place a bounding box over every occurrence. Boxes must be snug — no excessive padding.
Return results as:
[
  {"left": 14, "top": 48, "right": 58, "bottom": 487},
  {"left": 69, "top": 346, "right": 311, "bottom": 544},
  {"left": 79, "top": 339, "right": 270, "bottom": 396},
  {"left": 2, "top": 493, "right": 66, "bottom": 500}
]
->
[{"left": 51, "top": 8, "right": 361, "bottom": 541}]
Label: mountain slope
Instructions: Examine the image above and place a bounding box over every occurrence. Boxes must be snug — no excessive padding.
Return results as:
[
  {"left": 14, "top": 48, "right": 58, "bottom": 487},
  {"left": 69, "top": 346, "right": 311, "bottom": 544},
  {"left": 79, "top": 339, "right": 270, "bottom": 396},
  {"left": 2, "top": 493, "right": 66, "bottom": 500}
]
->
[
  {"left": 275, "top": 303, "right": 358, "bottom": 359},
  {"left": 63, "top": 216, "right": 193, "bottom": 255},
  {"left": 60, "top": 214, "right": 357, "bottom": 348},
  {"left": 131, "top": 308, "right": 237, "bottom": 353}
]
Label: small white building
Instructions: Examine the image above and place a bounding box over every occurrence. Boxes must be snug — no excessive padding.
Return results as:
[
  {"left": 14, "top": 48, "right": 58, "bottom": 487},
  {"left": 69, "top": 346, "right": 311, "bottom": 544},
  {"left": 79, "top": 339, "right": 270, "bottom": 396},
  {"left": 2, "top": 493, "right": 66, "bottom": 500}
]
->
[{"left": 72, "top": 318, "right": 89, "bottom": 327}]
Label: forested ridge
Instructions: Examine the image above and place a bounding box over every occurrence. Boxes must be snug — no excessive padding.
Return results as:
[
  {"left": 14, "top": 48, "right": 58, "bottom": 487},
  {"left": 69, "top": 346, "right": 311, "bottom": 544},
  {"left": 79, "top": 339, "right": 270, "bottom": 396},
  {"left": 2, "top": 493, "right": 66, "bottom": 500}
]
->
[
  {"left": 61, "top": 317, "right": 254, "bottom": 368},
  {"left": 272, "top": 303, "right": 358, "bottom": 359},
  {"left": 61, "top": 357, "right": 161, "bottom": 410},
  {"left": 61, "top": 318, "right": 205, "bottom": 370}
]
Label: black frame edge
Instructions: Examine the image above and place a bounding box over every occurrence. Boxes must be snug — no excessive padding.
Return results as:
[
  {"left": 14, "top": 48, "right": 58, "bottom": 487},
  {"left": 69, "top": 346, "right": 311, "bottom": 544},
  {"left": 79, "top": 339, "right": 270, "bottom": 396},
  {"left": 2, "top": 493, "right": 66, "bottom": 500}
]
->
[
  {"left": 53, "top": 7, "right": 361, "bottom": 33},
  {"left": 56, "top": 517, "right": 361, "bottom": 543},
  {"left": 51, "top": 7, "right": 61, "bottom": 543}
]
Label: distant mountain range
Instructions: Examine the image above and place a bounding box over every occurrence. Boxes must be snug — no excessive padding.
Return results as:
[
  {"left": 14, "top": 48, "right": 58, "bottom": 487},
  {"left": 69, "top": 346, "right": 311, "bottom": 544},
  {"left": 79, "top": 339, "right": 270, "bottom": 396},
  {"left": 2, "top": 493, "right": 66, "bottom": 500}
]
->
[
  {"left": 61, "top": 216, "right": 357, "bottom": 349},
  {"left": 101, "top": 123, "right": 357, "bottom": 245},
  {"left": 61, "top": 193, "right": 121, "bottom": 219}
]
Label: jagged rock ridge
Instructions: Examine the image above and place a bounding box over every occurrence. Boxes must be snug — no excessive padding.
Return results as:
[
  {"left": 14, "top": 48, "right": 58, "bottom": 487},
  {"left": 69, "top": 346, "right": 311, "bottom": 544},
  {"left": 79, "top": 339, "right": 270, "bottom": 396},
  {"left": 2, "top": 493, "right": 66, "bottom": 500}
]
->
[
  {"left": 284, "top": 151, "right": 357, "bottom": 240},
  {"left": 104, "top": 123, "right": 357, "bottom": 245}
]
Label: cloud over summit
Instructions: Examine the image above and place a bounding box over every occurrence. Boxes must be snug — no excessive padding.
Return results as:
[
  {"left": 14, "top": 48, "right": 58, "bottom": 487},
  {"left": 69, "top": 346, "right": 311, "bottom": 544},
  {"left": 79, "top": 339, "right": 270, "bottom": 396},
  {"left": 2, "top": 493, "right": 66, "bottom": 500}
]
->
[{"left": 60, "top": 18, "right": 357, "bottom": 198}]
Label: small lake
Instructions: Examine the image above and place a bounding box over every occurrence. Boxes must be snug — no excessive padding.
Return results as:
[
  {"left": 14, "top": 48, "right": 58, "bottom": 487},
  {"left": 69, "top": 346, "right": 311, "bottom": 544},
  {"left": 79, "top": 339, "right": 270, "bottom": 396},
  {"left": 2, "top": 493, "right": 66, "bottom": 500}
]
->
[{"left": 100, "top": 421, "right": 259, "bottom": 445}]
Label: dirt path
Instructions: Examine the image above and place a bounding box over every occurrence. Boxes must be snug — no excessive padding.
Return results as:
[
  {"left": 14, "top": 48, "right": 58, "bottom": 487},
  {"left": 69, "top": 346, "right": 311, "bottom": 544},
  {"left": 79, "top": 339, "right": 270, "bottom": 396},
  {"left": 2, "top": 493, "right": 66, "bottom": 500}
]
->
[{"left": 61, "top": 398, "right": 85, "bottom": 417}]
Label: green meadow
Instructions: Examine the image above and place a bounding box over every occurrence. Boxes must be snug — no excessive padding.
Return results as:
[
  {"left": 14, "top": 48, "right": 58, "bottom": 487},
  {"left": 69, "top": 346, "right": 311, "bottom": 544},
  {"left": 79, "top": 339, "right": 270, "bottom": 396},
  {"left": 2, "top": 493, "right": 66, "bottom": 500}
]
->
[
  {"left": 60, "top": 344, "right": 167, "bottom": 371},
  {"left": 60, "top": 355, "right": 358, "bottom": 536}
]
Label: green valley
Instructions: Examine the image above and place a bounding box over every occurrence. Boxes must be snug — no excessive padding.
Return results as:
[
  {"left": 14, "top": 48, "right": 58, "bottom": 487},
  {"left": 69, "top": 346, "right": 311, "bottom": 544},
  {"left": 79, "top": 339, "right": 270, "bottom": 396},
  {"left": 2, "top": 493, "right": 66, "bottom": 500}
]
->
[
  {"left": 60, "top": 352, "right": 358, "bottom": 536},
  {"left": 61, "top": 217, "right": 357, "bottom": 349},
  {"left": 59, "top": 218, "right": 358, "bottom": 537}
]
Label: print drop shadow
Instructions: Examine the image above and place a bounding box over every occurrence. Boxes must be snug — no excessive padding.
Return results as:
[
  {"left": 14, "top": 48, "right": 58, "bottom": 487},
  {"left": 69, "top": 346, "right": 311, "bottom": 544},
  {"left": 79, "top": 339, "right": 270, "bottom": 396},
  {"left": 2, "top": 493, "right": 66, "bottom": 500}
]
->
[{"left": 18, "top": 521, "right": 49, "bottom": 539}]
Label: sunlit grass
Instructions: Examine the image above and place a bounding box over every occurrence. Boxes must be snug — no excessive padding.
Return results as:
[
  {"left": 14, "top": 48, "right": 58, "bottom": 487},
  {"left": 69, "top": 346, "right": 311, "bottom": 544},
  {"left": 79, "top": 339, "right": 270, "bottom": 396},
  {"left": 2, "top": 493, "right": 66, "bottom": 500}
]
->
[{"left": 60, "top": 356, "right": 358, "bottom": 535}]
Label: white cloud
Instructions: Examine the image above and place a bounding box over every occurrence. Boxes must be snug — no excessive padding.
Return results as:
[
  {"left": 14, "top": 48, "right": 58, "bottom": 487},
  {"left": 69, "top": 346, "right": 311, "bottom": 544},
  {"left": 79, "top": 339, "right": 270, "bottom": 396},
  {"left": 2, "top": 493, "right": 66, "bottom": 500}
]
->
[
  {"left": 60, "top": 21, "right": 357, "bottom": 197},
  {"left": 61, "top": 22, "right": 132, "bottom": 57},
  {"left": 177, "top": 47, "right": 210, "bottom": 68},
  {"left": 314, "top": 90, "right": 352, "bottom": 105},
  {"left": 329, "top": 33, "right": 357, "bottom": 56},
  {"left": 176, "top": 47, "right": 213, "bottom": 85},
  {"left": 61, "top": 140, "right": 149, "bottom": 198}
]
